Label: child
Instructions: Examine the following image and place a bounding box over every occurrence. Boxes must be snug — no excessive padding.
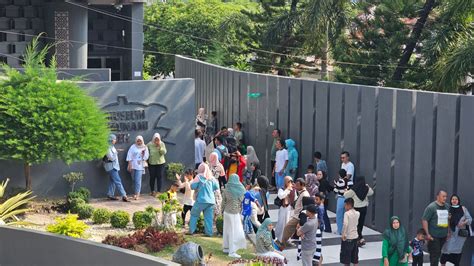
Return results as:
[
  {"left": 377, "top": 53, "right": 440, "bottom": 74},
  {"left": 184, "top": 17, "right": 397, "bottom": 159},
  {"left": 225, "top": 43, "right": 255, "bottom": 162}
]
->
[
  {"left": 242, "top": 183, "right": 259, "bottom": 234},
  {"left": 334, "top": 169, "right": 348, "bottom": 234},
  {"left": 409, "top": 228, "right": 426, "bottom": 266},
  {"left": 340, "top": 198, "right": 360, "bottom": 266},
  {"left": 167, "top": 181, "right": 179, "bottom": 201},
  {"left": 297, "top": 204, "right": 319, "bottom": 266},
  {"left": 305, "top": 165, "right": 319, "bottom": 196},
  {"left": 176, "top": 169, "right": 195, "bottom": 225},
  {"left": 163, "top": 181, "right": 180, "bottom": 228}
]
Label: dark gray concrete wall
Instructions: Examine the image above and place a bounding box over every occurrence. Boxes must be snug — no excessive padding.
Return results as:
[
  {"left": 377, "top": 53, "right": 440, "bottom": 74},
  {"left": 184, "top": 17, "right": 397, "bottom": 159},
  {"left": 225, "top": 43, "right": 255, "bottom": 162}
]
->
[
  {"left": 0, "top": 226, "right": 178, "bottom": 266},
  {"left": 175, "top": 56, "right": 474, "bottom": 262},
  {"left": 1, "top": 79, "right": 195, "bottom": 197}
]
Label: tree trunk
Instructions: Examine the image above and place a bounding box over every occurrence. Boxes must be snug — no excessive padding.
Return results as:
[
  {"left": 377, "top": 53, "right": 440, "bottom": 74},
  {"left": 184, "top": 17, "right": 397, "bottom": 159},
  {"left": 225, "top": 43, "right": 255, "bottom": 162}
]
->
[
  {"left": 320, "top": 24, "right": 330, "bottom": 80},
  {"left": 24, "top": 162, "right": 31, "bottom": 190},
  {"left": 392, "top": 0, "right": 436, "bottom": 81}
]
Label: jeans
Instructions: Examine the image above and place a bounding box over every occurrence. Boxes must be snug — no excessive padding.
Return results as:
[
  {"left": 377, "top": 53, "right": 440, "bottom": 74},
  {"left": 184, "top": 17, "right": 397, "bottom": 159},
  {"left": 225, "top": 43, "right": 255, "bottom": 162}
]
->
[
  {"left": 336, "top": 196, "right": 345, "bottom": 235},
  {"left": 107, "top": 169, "right": 126, "bottom": 197},
  {"left": 427, "top": 236, "right": 447, "bottom": 266},
  {"left": 132, "top": 169, "right": 144, "bottom": 195},
  {"left": 149, "top": 163, "right": 164, "bottom": 192},
  {"left": 275, "top": 171, "right": 285, "bottom": 190},
  {"left": 354, "top": 206, "right": 367, "bottom": 240},
  {"left": 323, "top": 202, "right": 332, "bottom": 233},
  {"left": 189, "top": 202, "right": 215, "bottom": 236}
]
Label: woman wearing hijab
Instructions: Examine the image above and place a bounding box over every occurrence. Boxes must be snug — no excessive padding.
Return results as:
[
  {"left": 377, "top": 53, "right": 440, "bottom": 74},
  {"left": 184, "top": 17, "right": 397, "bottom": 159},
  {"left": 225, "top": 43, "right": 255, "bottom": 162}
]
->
[
  {"left": 196, "top": 107, "right": 207, "bottom": 132},
  {"left": 189, "top": 163, "right": 219, "bottom": 236},
  {"left": 209, "top": 152, "right": 226, "bottom": 189},
  {"left": 126, "top": 135, "right": 149, "bottom": 200},
  {"left": 245, "top": 146, "right": 259, "bottom": 170},
  {"left": 250, "top": 162, "right": 262, "bottom": 186},
  {"left": 147, "top": 133, "right": 166, "bottom": 196},
  {"left": 440, "top": 194, "right": 472, "bottom": 266},
  {"left": 344, "top": 176, "right": 374, "bottom": 246},
  {"left": 222, "top": 174, "right": 247, "bottom": 258},
  {"left": 381, "top": 216, "right": 411, "bottom": 266},
  {"left": 256, "top": 218, "right": 287, "bottom": 264},
  {"left": 256, "top": 175, "right": 270, "bottom": 223},
  {"left": 285, "top": 139, "right": 298, "bottom": 179},
  {"left": 104, "top": 134, "right": 130, "bottom": 202},
  {"left": 208, "top": 152, "right": 225, "bottom": 222},
  {"left": 275, "top": 176, "right": 295, "bottom": 241}
]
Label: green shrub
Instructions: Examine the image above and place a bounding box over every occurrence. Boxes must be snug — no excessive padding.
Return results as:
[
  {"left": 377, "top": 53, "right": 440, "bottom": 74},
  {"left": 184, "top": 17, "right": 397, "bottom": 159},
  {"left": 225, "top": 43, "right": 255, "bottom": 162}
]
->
[
  {"left": 216, "top": 215, "right": 224, "bottom": 235},
  {"left": 145, "top": 205, "right": 158, "bottom": 214},
  {"left": 176, "top": 214, "right": 184, "bottom": 229},
  {"left": 110, "top": 210, "right": 130, "bottom": 228},
  {"left": 196, "top": 214, "right": 205, "bottom": 233},
  {"left": 77, "top": 204, "right": 94, "bottom": 220},
  {"left": 166, "top": 163, "right": 185, "bottom": 180},
  {"left": 75, "top": 187, "right": 91, "bottom": 203},
  {"left": 92, "top": 208, "right": 111, "bottom": 224},
  {"left": 68, "top": 198, "right": 86, "bottom": 213},
  {"left": 67, "top": 191, "right": 87, "bottom": 203},
  {"left": 132, "top": 211, "right": 153, "bottom": 229},
  {"left": 46, "top": 214, "right": 88, "bottom": 238}
]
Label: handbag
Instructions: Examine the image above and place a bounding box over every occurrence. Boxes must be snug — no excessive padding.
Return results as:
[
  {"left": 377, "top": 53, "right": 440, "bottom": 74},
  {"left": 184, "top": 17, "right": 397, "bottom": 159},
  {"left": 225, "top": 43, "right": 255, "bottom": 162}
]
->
[
  {"left": 458, "top": 225, "right": 470, "bottom": 237},
  {"left": 274, "top": 196, "right": 283, "bottom": 207}
]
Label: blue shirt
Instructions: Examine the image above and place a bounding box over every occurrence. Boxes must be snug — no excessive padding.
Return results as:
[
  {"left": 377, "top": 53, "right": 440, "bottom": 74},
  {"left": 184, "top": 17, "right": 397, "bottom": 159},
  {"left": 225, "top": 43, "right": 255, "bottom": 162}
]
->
[
  {"left": 410, "top": 237, "right": 424, "bottom": 256},
  {"left": 317, "top": 204, "right": 326, "bottom": 231},
  {"left": 315, "top": 159, "right": 328, "bottom": 175},
  {"left": 104, "top": 145, "right": 120, "bottom": 171},
  {"left": 242, "top": 191, "right": 256, "bottom": 216},
  {"left": 191, "top": 175, "right": 219, "bottom": 204},
  {"left": 214, "top": 145, "right": 228, "bottom": 161}
]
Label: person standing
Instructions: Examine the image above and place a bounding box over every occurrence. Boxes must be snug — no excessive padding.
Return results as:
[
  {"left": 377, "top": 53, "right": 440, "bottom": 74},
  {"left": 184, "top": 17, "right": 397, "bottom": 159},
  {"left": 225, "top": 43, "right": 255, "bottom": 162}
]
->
[
  {"left": 297, "top": 204, "right": 319, "bottom": 266},
  {"left": 279, "top": 178, "right": 310, "bottom": 248},
  {"left": 275, "top": 176, "right": 295, "bottom": 241},
  {"left": 245, "top": 146, "right": 260, "bottom": 172},
  {"left": 195, "top": 130, "right": 206, "bottom": 169},
  {"left": 270, "top": 129, "right": 281, "bottom": 187},
  {"left": 313, "top": 151, "right": 328, "bottom": 176},
  {"left": 340, "top": 151, "right": 355, "bottom": 186},
  {"left": 147, "top": 133, "right": 166, "bottom": 196},
  {"left": 380, "top": 216, "right": 411, "bottom": 266},
  {"left": 422, "top": 190, "right": 450, "bottom": 266},
  {"left": 256, "top": 175, "right": 271, "bottom": 222},
  {"left": 208, "top": 152, "right": 225, "bottom": 223},
  {"left": 335, "top": 169, "right": 349, "bottom": 235},
  {"left": 285, "top": 139, "right": 298, "bottom": 179},
  {"left": 104, "top": 134, "right": 130, "bottom": 202},
  {"left": 234, "top": 122, "right": 245, "bottom": 153},
  {"left": 317, "top": 169, "right": 333, "bottom": 233},
  {"left": 205, "top": 111, "right": 218, "bottom": 143},
  {"left": 196, "top": 107, "right": 207, "bottom": 132},
  {"left": 440, "top": 194, "right": 472, "bottom": 266},
  {"left": 273, "top": 139, "right": 288, "bottom": 190},
  {"left": 305, "top": 165, "right": 319, "bottom": 197},
  {"left": 410, "top": 229, "right": 426, "bottom": 266},
  {"left": 340, "top": 198, "right": 360, "bottom": 266},
  {"left": 188, "top": 163, "right": 219, "bottom": 236},
  {"left": 126, "top": 135, "right": 149, "bottom": 200},
  {"left": 175, "top": 169, "right": 194, "bottom": 226},
  {"left": 222, "top": 174, "right": 247, "bottom": 258},
  {"left": 344, "top": 176, "right": 374, "bottom": 246}
]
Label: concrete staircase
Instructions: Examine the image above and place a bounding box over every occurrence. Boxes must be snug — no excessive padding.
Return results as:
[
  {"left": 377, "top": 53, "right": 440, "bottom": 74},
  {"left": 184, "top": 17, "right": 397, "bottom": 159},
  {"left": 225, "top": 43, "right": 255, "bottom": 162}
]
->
[{"left": 265, "top": 193, "right": 437, "bottom": 266}]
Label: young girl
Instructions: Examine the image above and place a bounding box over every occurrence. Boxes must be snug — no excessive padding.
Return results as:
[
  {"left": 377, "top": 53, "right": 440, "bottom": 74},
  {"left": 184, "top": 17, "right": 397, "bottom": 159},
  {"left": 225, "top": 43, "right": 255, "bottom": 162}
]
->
[
  {"left": 126, "top": 135, "right": 149, "bottom": 200},
  {"left": 222, "top": 174, "right": 247, "bottom": 258},
  {"left": 208, "top": 152, "right": 225, "bottom": 223},
  {"left": 176, "top": 169, "right": 195, "bottom": 226}
]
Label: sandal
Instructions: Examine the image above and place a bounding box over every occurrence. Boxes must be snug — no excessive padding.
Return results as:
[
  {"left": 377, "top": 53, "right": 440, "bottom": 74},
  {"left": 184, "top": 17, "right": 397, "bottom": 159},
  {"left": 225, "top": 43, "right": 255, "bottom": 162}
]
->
[
  {"left": 107, "top": 196, "right": 119, "bottom": 201},
  {"left": 122, "top": 196, "right": 131, "bottom": 202}
]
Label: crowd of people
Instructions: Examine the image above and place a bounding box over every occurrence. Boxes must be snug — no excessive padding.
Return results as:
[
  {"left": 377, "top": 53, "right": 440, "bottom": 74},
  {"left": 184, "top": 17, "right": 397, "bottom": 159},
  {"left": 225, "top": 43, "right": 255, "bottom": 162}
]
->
[{"left": 101, "top": 107, "right": 472, "bottom": 265}]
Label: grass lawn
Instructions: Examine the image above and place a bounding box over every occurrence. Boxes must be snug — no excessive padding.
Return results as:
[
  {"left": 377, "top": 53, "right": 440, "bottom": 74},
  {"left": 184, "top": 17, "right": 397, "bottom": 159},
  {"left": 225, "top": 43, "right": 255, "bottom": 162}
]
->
[{"left": 153, "top": 234, "right": 256, "bottom": 265}]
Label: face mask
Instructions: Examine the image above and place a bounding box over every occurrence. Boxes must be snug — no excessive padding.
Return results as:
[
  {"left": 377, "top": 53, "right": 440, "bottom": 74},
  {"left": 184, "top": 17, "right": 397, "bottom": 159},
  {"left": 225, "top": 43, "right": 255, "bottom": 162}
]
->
[{"left": 451, "top": 205, "right": 460, "bottom": 208}]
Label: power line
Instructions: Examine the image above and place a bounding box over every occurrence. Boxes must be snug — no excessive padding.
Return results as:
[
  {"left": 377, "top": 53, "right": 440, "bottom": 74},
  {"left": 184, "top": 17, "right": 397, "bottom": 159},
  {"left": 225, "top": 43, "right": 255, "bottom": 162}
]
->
[
  {"left": 66, "top": 1, "right": 421, "bottom": 70},
  {"left": 0, "top": 30, "right": 408, "bottom": 84}
]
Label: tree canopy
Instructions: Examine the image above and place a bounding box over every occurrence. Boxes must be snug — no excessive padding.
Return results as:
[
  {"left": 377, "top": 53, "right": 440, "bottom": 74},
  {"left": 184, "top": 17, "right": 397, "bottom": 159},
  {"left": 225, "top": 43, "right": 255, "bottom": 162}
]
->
[{"left": 0, "top": 38, "right": 109, "bottom": 189}]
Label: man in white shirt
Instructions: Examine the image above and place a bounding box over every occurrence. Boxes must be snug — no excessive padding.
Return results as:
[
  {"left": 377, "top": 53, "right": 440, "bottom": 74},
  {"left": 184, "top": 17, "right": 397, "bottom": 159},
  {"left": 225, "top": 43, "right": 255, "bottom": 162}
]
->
[
  {"left": 194, "top": 130, "right": 206, "bottom": 169},
  {"left": 273, "top": 139, "right": 288, "bottom": 189},
  {"left": 340, "top": 151, "right": 355, "bottom": 186}
]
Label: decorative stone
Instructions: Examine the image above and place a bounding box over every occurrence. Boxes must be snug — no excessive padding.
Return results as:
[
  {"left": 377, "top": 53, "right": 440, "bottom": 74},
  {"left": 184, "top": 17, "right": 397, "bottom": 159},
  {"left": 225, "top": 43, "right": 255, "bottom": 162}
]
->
[{"left": 172, "top": 242, "right": 204, "bottom": 266}]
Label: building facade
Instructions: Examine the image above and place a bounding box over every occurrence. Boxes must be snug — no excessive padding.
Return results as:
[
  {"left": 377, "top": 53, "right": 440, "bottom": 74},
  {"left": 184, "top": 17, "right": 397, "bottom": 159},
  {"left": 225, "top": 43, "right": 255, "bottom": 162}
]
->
[{"left": 0, "top": 0, "right": 144, "bottom": 80}]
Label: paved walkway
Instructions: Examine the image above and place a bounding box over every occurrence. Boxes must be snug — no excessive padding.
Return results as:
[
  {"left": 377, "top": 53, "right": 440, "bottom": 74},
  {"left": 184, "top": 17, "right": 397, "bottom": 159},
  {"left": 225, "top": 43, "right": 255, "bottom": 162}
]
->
[{"left": 264, "top": 193, "right": 440, "bottom": 266}]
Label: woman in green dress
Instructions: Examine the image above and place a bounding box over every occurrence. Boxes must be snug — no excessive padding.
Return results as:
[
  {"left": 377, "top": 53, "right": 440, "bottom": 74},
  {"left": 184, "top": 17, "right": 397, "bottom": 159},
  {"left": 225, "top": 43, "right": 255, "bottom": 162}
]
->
[{"left": 381, "top": 216, "right": 411, "bottom": 266}]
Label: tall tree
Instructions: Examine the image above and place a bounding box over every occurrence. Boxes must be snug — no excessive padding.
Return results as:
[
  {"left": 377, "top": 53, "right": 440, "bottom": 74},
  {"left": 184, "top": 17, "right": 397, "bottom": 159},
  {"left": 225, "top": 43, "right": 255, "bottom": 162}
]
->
[{"left": 0, "top": 38, "right": 109, "bottom": 189}]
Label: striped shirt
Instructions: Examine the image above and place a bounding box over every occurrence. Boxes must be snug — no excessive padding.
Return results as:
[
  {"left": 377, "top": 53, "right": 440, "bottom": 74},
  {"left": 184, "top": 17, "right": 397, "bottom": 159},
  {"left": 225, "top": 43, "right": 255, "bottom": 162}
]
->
[{"left": 334, "top": 178, "right": 348, "bottom": 196}]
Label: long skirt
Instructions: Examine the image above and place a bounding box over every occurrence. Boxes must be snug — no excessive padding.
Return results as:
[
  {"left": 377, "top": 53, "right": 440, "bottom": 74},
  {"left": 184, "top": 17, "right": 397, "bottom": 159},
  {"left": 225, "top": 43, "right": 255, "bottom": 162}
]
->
[
  {"left": 223, "top": 211, "right": 247, "bottom": 254},
  {"left": 275, "top": 206, "right": 292, "bottom": 241}
]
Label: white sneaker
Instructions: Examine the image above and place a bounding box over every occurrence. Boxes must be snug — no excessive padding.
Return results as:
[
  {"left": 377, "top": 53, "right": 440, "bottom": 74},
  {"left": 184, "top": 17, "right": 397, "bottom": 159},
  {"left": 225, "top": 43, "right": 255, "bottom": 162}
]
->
[{"left": 228, "top": 253, "right": 241, "bottom": 258}]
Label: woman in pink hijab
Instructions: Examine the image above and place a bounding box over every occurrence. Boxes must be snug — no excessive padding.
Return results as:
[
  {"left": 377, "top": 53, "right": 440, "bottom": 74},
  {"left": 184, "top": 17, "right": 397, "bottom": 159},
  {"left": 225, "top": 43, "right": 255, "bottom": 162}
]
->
[{"left": 209, "top": 152, "right": 226, "bottom": 189}]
